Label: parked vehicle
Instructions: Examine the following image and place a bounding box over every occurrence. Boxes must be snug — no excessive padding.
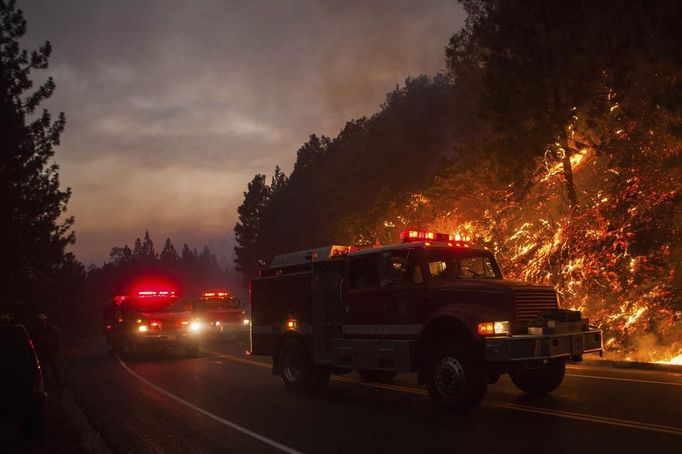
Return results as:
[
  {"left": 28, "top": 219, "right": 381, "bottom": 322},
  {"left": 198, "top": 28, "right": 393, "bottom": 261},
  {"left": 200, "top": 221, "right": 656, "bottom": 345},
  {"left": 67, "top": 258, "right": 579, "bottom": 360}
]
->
[{"left": 0, "top": 324, "right": 46, "bottom": 438}]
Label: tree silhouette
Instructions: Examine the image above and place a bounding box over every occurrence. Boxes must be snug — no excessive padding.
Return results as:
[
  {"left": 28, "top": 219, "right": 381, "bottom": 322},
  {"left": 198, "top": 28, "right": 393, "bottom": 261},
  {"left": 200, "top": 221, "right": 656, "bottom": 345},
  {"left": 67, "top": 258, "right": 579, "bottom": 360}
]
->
[
  {"left": 0, "top": 0, "right": 74, "bottom": 313},
  {"left": 234, "top": 174, "right": 270, "bottom": 279},
  {"left": 160, "top": 238, "right": 179, "bottom": 263}
]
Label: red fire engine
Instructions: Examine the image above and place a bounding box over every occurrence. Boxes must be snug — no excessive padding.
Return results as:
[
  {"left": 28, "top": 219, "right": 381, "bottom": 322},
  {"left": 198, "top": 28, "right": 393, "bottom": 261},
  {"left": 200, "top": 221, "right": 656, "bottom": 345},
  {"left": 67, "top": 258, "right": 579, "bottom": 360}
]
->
[
  {"left": 194, "top": 291, "right": 250, "bottom": 340},
  {"left": 249, "top": 230, "right": 603, "bottom": 412},
  {"left": 103, "top": 288, "right": 204, "bottom": 358}
]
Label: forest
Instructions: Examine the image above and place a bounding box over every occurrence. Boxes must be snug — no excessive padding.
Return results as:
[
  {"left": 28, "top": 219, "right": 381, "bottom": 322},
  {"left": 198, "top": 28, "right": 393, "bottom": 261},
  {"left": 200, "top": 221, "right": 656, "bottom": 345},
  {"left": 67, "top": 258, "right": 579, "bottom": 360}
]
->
[{"left": 234, "top": 0, "right": 682, "bottom": 363}]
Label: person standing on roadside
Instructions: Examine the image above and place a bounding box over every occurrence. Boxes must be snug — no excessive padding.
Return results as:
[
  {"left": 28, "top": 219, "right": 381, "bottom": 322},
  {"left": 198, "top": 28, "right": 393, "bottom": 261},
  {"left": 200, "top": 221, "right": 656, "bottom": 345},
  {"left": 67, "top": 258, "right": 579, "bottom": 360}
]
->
[{"left": 30, "top": 314, "right": 67, "bottom": 385}]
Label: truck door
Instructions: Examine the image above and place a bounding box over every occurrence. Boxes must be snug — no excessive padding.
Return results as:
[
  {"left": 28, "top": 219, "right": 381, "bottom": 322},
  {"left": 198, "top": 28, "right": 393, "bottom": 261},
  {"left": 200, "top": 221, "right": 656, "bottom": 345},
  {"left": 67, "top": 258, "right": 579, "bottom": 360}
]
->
[
  {"left": 343, "top": 253, "right": 385, "bottom": 337},
  {"left": 382, "top": 248, "right": 430, "bottom": 336}
]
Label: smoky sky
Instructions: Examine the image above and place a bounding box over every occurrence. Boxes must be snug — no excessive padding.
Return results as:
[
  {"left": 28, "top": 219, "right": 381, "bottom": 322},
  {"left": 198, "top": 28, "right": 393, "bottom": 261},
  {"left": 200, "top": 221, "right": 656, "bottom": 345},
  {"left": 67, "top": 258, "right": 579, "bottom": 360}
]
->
[{"left": 19, "top": 0, "right": 464, "bottom": 266}]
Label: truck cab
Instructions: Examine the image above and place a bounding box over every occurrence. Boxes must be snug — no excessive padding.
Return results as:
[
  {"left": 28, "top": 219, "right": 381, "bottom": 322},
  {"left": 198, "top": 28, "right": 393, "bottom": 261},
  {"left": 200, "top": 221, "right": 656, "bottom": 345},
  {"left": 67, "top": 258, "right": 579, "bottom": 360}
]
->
[
  {"left": 103, "top": 289, "right": 204, "bottom": 358},
  {"left": 194, "top": 291, "right": 250, "bottom": 340},
  {"left": 250, "top": 231, "right": 603, "bottom": 412}
]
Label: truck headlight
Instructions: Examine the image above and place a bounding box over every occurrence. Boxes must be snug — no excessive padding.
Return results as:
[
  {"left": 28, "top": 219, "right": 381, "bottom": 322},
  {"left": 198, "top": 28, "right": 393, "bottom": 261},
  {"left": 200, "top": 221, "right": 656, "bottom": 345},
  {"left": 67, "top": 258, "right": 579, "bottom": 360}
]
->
[
  {"left": 477, "top": 321, "right": 510, "bottom": 336},
  {"left": 243, "top": 319, "right": 250, "bottom": 325},
  {"left": 190, "top": 321, "right": 203, "bottom": 332}
]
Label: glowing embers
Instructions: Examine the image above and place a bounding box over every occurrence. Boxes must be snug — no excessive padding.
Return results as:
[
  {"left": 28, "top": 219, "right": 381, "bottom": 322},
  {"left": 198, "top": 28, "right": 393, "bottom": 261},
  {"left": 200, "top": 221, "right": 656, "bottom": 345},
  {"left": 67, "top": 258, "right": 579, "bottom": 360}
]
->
[{"left": 400, "top": 229, "right": 471, "bottom": 246}]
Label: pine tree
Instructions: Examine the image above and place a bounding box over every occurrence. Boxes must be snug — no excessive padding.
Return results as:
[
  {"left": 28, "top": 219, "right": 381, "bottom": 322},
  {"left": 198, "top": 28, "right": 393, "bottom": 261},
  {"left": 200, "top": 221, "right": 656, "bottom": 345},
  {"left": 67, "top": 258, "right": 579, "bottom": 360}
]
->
[
  {"left": 132, "top": 238, "right": 143, "bottom": 258},
  {"left": 109, "top": 245, "right": 132, "bottom": 264},
  {"left": 234, "top": 174, "right": 270, "bottom": 279},
  {"left": 160, "top": 238, "right": 178, "bottom": 263},
  {"left": 0, "top": 0, "right": 74, "bottom": 310},
  {"left": 141, "top": 229, "right": 156, "bottom": 258}
]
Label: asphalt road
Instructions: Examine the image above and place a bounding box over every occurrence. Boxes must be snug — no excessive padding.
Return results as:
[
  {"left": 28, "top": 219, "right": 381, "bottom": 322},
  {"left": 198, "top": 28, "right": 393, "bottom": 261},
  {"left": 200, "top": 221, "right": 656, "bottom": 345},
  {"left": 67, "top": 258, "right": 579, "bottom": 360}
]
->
[{"left": 60, "top": 338, "right": 682, "bottom": 453}]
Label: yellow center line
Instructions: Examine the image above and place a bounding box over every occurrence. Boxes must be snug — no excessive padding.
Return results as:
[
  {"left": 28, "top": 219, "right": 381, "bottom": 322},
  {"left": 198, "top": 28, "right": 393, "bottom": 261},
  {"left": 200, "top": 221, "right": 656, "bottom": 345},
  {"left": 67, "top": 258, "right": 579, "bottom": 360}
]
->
[
  {"left": 201, "top": 348, "right": 682, "bottom": 437},
  {"left": 565, "top": 373, "right": 682, "bottom": 387}
]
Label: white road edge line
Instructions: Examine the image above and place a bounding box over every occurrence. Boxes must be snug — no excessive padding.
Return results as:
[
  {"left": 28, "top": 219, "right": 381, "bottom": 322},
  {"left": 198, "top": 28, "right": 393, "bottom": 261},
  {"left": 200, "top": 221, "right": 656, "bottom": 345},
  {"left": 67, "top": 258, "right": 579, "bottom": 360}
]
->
[{"left": 115, "top": 356, "right": 302, "bottom": 454}]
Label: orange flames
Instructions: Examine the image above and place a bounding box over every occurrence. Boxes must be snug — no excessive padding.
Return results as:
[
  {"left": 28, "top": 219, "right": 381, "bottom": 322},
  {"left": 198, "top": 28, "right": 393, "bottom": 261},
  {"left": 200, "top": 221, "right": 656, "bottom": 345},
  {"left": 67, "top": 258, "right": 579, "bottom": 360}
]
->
[{"left": 418, "top": 142, "right": 681, "bottom": 365}]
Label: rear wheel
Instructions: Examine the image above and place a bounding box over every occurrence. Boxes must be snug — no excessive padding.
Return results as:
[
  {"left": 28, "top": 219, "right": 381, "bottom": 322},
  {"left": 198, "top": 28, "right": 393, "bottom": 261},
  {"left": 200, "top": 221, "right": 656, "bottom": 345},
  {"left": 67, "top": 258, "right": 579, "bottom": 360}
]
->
[
  {"left": 357, "top": 369, "right": 399, "bottom": 383},
  {"left": 510, "top": 363, "right": 565, "bottom": 395},
  {"left": 279, "top": 339, "right": 329, "bottom": 393},
  {"left": 112, "top": 339, "right": 133, "bottom": 360},
  {"left": 425, "top": 344, "right": 487, "bottom": 413}
]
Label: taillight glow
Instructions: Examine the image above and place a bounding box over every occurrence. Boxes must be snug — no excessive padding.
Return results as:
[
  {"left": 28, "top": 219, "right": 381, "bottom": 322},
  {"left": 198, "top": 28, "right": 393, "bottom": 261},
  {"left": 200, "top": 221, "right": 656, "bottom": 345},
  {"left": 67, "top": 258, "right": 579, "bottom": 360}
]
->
[{"left": 286, "top": 319, "right": 297, "bottom": 330}]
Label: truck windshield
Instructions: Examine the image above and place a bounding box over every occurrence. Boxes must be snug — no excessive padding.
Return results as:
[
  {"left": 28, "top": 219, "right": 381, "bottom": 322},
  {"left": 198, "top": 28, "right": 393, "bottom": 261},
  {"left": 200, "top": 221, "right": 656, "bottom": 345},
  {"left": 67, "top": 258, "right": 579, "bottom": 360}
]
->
[
  {"left": 197, "top": 297, "right": 240, "bottom": 311},
  {"left": 426, "top": 249, "right": 501, "bottom": 280},
  {"left": 125, "top": 297, "right": 188, "bottom": 313}
]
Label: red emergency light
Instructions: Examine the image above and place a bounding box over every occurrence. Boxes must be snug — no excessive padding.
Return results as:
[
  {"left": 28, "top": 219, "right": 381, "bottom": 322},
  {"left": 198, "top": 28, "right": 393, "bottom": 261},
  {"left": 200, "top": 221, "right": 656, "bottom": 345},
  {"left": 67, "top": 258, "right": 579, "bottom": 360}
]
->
[
  {"left": 137, "top": 290, "right": 176, "bottom": 298},
  {"left": 400, "top": 230, "right": 471, "bottom": 245},
  {"left": 202, "top": 291, "right": 229, "bottom": 298}
]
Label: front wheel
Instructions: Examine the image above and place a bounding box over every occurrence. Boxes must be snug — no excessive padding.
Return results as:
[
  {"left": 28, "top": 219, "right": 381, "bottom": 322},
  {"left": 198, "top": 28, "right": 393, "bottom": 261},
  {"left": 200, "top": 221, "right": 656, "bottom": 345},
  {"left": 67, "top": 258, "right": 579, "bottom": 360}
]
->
[
  {"left": 425, "top": 344, "right": 487, "bottom": 413},
  {"left": 510, "top": 363, "right": 565, "bottom": 395},
  {"left": 279, "top": 339, "right": 329, "bottom": 393}
]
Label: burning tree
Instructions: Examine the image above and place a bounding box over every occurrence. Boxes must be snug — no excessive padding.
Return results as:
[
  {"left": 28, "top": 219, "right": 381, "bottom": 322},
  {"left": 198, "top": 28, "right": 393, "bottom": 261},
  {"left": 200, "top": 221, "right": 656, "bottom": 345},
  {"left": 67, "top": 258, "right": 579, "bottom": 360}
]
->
[{"left": 425, "top": 0, "right": 682, "bottom": 363}]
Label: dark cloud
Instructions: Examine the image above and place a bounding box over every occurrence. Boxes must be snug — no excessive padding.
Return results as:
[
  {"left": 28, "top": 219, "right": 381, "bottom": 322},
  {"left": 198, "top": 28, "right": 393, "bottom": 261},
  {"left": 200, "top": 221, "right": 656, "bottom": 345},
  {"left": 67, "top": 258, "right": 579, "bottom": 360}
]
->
[{"left": 19, "top": 0, "right": 464, "bottom": 265}]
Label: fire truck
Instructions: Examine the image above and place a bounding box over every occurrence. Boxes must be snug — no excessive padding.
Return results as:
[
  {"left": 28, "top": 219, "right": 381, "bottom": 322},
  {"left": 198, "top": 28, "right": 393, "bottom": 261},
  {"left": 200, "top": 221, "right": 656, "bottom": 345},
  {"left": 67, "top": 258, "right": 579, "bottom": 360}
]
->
[
  {"left": 193, "top": 291, "right": 250, "bottom": 340},
  {"left": 249, "top": 230, "right": 603, "bottom": 412},
  {"left": 103, "top": 289, "right": 204, "bottom": 358}
]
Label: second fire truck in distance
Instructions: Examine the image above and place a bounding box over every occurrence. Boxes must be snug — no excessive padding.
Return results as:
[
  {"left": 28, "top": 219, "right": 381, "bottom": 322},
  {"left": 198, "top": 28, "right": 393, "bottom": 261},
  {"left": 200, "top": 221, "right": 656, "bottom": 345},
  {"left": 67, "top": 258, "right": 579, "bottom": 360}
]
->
[
  {"left": 249, "top": 230, "right": 603, "bottom": 412},
  {"left": 103, "top": 289, "right": 204, "bottom": 358},
  {"left": 194, "top": 291, "right": 250, "bottom": 340}
]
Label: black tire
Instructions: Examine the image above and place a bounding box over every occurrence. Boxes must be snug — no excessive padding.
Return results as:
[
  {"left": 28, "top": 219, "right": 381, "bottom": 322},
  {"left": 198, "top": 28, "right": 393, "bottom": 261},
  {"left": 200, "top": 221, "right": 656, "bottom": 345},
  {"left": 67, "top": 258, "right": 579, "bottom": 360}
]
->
[
  {"left": 279, "top": 338, "right": 329, "bottom": 393},
  {"left": 425, "top": 344, "right": 487, "bottom": 413},
  {"left": 357, "top": 369, "right": 399, "bottom": 383},
  {"left": 510, "top": 363, "right": 566, "bottom": 395},
  {"left": 185, "top": 342, "right": 200, "bottom": 358}
]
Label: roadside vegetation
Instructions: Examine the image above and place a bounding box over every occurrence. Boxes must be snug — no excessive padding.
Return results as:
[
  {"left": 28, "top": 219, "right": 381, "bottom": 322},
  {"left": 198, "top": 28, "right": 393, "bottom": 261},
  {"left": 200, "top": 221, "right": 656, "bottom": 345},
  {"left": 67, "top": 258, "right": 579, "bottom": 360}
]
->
[{"left": 235, "top": 0, "right": 682, "bottom": 362}]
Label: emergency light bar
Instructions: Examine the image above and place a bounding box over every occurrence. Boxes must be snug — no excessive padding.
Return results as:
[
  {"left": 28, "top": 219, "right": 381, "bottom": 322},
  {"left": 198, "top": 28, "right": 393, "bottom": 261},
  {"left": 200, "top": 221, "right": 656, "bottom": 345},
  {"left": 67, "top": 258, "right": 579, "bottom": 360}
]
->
[
  {"left": 201, "top": 291, "right": 230, "bottom": 298},
  {"left": 400, "top": 230, "right": 471, "bottom": 244},
  {"left": 137, "top": 290, "right": 176, "bottom": 298}
]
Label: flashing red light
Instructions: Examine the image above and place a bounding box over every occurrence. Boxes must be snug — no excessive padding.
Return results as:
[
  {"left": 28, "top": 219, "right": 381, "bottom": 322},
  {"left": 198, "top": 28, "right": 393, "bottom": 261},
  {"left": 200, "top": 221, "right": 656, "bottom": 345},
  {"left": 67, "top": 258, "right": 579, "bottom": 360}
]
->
[
  {"left": 202, "top": 291, "right": 230, "bottom": 298},
  {"left": 137, "top": 290, "right": 176, "bottom": 298},
  {"left": 400, "top": 230, "right": 472, "bottom": 245}
]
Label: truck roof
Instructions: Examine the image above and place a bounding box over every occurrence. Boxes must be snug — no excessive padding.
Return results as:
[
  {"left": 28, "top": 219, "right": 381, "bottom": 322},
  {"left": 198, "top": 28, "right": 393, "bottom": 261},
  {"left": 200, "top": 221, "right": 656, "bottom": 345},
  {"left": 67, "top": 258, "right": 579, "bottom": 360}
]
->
[
  {"left": 269, "top": 245, "right": 353, "bottom": 269},
  {"left": 347, "top": 241, "right": 491, "bottom": 257},
  {"left": 267, "top": 241, "right": 492, "bottom": 272}
]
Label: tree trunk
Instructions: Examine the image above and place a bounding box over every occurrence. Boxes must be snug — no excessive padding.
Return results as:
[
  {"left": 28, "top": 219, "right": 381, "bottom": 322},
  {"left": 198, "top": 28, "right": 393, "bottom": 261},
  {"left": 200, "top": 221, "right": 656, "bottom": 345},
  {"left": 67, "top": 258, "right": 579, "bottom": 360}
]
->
[{"left": 561, "top": 140, "right": 578, "bottom": 211}]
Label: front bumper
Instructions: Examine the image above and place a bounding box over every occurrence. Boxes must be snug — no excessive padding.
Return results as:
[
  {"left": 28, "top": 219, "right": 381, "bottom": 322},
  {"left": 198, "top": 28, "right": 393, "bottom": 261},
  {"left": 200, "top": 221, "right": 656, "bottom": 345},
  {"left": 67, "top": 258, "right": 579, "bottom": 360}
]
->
[
  {"left": 484, "top": 328, "right": 603, "bottom": 363},
  {"left": 210, "top": 322, "right": 250, "bottom": 337},
  {"left": 134, "top": 331, "right": 198, "bottom": 347}
]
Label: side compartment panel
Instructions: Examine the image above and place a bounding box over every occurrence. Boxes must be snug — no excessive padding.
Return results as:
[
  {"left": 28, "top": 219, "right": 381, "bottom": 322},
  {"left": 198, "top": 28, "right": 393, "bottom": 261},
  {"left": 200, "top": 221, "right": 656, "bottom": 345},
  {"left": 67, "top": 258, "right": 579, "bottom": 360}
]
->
[{"left": 250, "top": 272, "right": 312, "bottom": 356}]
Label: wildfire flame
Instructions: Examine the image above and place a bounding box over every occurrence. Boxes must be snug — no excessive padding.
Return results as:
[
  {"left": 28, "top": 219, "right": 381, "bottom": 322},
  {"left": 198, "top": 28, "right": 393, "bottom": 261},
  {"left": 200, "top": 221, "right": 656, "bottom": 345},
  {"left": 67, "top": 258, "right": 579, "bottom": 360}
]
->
[{"left": 420, "top": 139, "right": 681, "bottom": 365}]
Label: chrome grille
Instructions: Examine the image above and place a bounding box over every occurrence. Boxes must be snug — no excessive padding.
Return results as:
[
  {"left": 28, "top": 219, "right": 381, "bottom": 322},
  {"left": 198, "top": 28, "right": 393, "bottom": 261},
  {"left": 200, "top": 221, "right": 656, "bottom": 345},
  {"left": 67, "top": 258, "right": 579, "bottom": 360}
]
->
[{"left": 513, "top": 288, "right": 558, "bottom": 322}]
